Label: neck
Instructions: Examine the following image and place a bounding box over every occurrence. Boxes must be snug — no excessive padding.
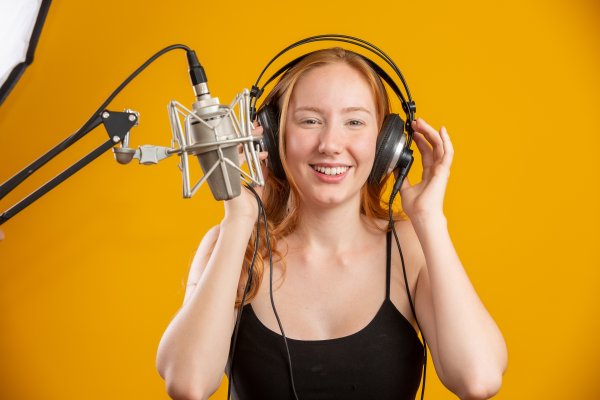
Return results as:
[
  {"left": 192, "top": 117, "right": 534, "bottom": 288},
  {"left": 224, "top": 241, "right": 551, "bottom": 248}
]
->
[{"left": 290, "top": 196, "right": 373, "bottom": 255}]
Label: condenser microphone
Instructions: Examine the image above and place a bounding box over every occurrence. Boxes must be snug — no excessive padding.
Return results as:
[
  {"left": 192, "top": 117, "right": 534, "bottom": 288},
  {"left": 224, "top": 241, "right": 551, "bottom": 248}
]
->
[
  {"left": 185, "top": 51, "right": 240, "bottom": 200},
  {"left": 188, "top": 95, "right": 242, "bottom": 200},
  {"left": 163, "top": 50, "right": 264, "bottom": 200},
  {"left": 111, "top": 49, "right": 264, "bottom": 201}
]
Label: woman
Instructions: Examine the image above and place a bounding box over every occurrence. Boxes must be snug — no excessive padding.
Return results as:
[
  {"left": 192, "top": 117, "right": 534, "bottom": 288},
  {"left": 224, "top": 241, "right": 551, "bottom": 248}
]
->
[{"left": 157, "top": 48, "right": 508, "bottom": 400}]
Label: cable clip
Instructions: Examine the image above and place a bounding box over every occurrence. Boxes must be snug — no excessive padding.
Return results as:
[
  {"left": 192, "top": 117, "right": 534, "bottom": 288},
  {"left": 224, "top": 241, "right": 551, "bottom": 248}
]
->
[
  {"left": 250, "top": 85, "right": 264, "bottom": 100},
  {"left": 402, "top": 100, "right": 417, "bottom": 114}
]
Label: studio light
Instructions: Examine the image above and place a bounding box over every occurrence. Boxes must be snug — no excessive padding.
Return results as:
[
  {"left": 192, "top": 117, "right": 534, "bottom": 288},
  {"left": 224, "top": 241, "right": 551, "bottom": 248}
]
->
[{"left": 0, "top": 0, "right": 52, "bottom": 106}]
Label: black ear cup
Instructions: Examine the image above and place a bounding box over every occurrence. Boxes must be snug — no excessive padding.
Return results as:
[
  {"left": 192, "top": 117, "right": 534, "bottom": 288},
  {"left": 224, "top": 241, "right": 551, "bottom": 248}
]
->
[
  {"left": 368, "top": 114, "right": 407, "bottom": 185},
  {"left": 257, "top": 104, "right": 286, "bottom": 180}
]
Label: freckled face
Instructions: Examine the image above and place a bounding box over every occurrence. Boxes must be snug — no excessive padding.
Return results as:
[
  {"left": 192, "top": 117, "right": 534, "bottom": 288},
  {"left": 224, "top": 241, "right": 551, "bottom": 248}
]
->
[{"left": 284, "top": 63, "right": 379, "bottom": 208}]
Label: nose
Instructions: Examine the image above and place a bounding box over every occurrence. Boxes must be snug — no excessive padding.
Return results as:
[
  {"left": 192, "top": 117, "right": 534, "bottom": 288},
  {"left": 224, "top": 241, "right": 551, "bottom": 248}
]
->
[{"left": 317, "top": 123, "right": 343, "bottom": 155}]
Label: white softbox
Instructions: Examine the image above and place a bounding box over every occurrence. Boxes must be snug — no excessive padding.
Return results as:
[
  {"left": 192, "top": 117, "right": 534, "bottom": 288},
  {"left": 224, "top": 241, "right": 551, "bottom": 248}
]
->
[{"left": 0, "top": 0, "right": 51, "bottom": 106}]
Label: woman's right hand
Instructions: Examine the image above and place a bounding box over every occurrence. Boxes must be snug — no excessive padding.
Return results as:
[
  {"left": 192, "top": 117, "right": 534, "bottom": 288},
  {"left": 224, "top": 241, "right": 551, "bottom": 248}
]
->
[{"left": 223, "top": 125, "right": 269, "bottom": 223}]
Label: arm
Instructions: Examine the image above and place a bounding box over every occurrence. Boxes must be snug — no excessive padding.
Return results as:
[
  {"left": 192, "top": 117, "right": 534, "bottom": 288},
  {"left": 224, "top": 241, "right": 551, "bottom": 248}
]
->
[
  {"left": 402, "top": 118, "right": 507, "bottom": 399},
  {"left": 156, "top": 214, "right": 255, "bottom": 400},
  {"left": 412, "top": 215, "right": 507, "bottom": 399},
  {"left": 156, "top": 133, "right": 267, "bottom": 400}
]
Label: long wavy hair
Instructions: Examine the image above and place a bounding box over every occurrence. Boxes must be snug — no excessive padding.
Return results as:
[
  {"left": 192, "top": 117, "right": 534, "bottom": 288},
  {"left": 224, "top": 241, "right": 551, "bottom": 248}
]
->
[{"left": 235, "top": 47, "right": 406, "bottom": 307}]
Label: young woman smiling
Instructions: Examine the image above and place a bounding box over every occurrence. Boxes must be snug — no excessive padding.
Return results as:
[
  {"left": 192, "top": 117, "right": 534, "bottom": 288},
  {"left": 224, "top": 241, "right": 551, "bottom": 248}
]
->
[{"left": 157, "top": 47, "right": 507, "bottom": 400}]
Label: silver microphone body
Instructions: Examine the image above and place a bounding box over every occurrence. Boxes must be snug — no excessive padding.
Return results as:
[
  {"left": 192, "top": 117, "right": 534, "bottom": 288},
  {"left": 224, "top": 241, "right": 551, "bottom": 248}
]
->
[
  {"left": 112, "top": 53, "right": 263, "bottom": 201},
  {"left": 189, "top": 95, "right": 241, "bottom": 200}
]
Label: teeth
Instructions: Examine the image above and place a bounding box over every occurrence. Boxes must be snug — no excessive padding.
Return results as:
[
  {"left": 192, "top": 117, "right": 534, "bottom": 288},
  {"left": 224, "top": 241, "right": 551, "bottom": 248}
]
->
[{"left": 312, "top": 165, "right": 349, "bottom": 176}]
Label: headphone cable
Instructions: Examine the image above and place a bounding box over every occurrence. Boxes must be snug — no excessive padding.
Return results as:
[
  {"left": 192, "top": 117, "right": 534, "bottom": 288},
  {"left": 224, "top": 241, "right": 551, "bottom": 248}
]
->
[
  {"left": 226, "top": 185, "right": 301, "bottom": 400},
  {"left": 389, "top": 189, "right": 428, "bottom": 400},
  {"left": 258, "top": 188, "right": 302, "bottom": 400},
  {"left": 226, "top": 184, "right": 263, "bottom": 399}
]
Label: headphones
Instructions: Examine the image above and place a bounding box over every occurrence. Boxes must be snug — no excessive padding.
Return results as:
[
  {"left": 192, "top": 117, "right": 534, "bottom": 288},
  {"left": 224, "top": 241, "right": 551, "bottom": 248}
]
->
[{"left": 249, "top": 34, "right": 417, "bottom": 193}]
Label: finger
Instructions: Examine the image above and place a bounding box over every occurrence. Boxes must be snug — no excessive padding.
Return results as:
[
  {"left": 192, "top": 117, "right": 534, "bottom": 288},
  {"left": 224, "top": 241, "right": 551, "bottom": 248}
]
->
[
  {"left": 412, "top": 118, "right": 444, "bottom": 162},
  {"left": 237, "top": 145, "right": 246, "bottom": 165},
  {"left": 258, "top": 151, "right": 270, "bottom": 179},
  {"left": 412, "top": 118, "right": 443, "bottom": 160},
  {"left": 400, "top": 174, "right": 411, "bottom": 192},
  {"left": 252, "top": 125, "right": 264, "bottom": 134},
  {"left": 237, "top": 144, "right": 245, "bottom": 159},
  {"left": 440, "top": 126, "right": 454, "bottom": 169},
  {"left": 412, "top": 131, "right": 433, "bottom": 164},
  {"left": 412, "top": 132, "right": 433, "bottom": 182}
]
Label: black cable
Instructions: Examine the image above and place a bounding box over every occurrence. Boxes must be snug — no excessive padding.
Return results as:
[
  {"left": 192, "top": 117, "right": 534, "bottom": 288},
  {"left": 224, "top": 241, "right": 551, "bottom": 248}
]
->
[
  {"left": 227, "top": 185, "right": 262, "bottom": 400},
  {"left": 0, "top": 44, "right": 193, "bottom": 202},
  {"left": 79, "top": 44, "right": 193, "bottom": 138},
  {"left": 246, "top": 35, "right": 424, "bottom": 398},
  {"left": 229, "top": 185, "right": 426, "bottom": 400},
  {"left": 226, "top": 184, "right": 300, "bottom": 400},
  {"left": 260, "top": 195, "right": 301, "bottom": 400},
  {"left": 388, "top": 190, "right": 428, "bottom": 400},
  {"left": 62, "top": 44, "right": 194, "bottom": 153}
]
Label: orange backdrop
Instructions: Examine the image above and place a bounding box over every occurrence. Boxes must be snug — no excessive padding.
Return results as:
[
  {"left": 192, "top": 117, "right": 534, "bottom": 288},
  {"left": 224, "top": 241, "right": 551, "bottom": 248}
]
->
[{"left": 1, "top": 0, "right": 599, "bottom": 399}]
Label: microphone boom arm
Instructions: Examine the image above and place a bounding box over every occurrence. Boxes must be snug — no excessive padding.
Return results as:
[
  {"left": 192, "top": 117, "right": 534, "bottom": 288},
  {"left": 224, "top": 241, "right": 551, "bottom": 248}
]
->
[
  {"left": 0, "top": 90, "right": 263, "bottom": 224},
  {"left": 0, "top": 110, "right": 139, "bottom": 226}
]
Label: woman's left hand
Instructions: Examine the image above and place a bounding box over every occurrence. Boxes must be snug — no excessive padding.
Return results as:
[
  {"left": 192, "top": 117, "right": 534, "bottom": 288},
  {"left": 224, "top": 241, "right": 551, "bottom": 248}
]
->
[{"left": 399, "top": 117, "right": 454, "bottom": 220}]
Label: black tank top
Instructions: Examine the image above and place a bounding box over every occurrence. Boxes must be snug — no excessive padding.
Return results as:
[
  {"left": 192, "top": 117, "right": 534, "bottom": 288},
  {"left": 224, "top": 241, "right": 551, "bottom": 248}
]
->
[{"left": 229, "top": 231, "right": 424, "bottom": 399}]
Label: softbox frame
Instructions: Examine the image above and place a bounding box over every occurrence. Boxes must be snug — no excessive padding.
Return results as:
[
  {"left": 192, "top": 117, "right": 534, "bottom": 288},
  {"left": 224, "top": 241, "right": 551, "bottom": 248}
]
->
[{"left": 0, "top": 0, "right": 51, "bottom": 106}]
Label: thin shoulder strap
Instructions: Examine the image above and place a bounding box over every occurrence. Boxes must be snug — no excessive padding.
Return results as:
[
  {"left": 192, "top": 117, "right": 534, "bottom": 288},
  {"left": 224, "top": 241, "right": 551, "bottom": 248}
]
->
[{"left": 386, "top": 230, "right": 392, "bottom": 300}]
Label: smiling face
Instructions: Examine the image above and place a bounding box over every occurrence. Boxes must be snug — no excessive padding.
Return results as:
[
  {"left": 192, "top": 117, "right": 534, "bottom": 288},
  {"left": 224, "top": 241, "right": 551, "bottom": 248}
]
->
[{"left": 283, "top": 62, "right": 379, "bottom": 209}]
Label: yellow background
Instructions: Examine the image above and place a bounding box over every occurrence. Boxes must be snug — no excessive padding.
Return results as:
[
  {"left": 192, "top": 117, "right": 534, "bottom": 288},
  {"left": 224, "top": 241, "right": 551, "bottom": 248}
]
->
[{"left": 1, "top": 0, "right": 598, "bottom": 398}]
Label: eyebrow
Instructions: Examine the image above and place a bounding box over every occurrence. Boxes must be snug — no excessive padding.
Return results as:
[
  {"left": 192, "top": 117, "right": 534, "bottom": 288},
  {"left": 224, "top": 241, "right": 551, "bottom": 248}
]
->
[{"left": 294, "top": 106, "right": 372, "bottom": 114}]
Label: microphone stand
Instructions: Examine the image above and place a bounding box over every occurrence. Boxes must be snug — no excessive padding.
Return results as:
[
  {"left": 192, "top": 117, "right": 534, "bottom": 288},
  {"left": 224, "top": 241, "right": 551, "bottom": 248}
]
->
[
  {"left": 1, "top": 45, "right": 265, "bottom": 226},
  {"left": 0, "top": 109, "right": 139, "bottom": 225}
]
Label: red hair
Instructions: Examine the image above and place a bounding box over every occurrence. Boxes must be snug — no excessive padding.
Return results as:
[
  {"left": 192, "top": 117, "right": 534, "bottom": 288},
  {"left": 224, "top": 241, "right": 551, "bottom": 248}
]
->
[{"left": 235, "top": 47, "right": 406, "bottom": 307}]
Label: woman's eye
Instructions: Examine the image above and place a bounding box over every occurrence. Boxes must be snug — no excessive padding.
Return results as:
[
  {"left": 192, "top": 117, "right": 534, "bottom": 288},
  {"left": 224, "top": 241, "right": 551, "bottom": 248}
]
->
[
  {"left": 348, "top": 120, "right": 364, "bottom": 127},
  {"left": 301, "top": 118, "right": 320, "bottom": 125}
]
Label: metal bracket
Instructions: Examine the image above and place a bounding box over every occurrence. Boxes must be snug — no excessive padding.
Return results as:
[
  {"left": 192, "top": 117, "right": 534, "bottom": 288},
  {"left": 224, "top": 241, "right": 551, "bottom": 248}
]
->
[
  {"left": 101, "top": 110, "right": 138, "bottom": 143},
  {"left": 135, "top": 145, "right": 172, "bottom": 165}
]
